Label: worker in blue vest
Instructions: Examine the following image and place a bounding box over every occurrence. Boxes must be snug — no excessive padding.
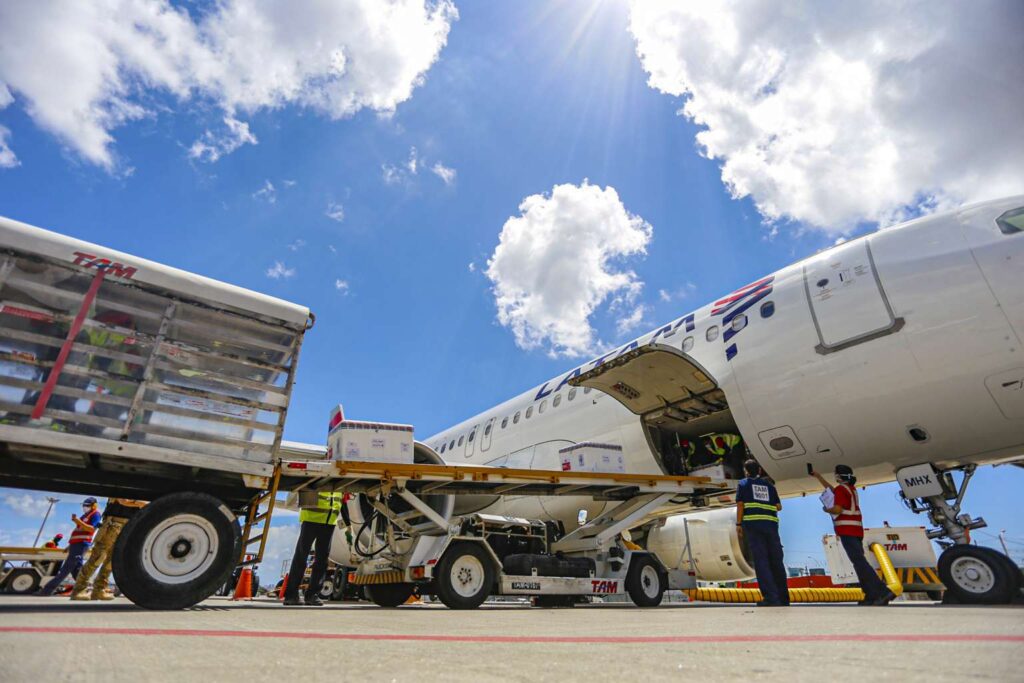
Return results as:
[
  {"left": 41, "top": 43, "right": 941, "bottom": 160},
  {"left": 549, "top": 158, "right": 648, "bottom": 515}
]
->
[
  {"left": 283, "top": 492, "right": 346, "bottom": 606},
  {"left": 736, "top": 459, "right": 790, "bottom": 607}
]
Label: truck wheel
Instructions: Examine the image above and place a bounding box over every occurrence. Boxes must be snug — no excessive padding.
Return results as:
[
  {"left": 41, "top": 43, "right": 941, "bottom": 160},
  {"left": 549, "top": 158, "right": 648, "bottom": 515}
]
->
[
  {"left": 938, "top": 545, "right": 1016, "bottom": 604},
  {"left": 112, "top": 492, "right": 240, "bottom": 610},
  {"left": 364, "top": 583, "right": 414, "bottom": 607},
  {"left": 320, "top": 576, "right": 335, "bottom": 600},
  {"left": 435, "top": 542, "right": 495, "bottom": 610},
  {"left": 626, "top": 554, "right": 666, "bottom": 607},
  {"left": 5, "top": 568, "right": 41, "bottom": 594}
]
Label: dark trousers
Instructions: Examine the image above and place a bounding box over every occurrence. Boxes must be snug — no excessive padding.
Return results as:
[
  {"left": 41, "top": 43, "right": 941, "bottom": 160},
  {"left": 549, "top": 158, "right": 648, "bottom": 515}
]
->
[
  {"left": 840, "top": 534, "right": 888, "bottom": 600},
  {"left": 39, "top": 542, "right": 87, "bottom": 594},
  {"left": 284, "top": 521, "right": 335, "bottom": 600},
  {"left": 744, "top": 524, "right": 790, "bottom": 605}
]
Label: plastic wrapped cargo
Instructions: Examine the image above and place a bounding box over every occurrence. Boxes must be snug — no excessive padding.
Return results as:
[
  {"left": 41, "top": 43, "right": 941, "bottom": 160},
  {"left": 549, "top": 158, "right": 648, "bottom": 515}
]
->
[{"left": 0, "top": 215, "right": 312, "bottom": 465}]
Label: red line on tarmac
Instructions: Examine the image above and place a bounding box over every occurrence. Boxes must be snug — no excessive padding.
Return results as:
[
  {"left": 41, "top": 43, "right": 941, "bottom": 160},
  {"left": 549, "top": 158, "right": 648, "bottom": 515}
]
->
[{"left": 1, "top": 627, "right": 1022, "bottom": 645}]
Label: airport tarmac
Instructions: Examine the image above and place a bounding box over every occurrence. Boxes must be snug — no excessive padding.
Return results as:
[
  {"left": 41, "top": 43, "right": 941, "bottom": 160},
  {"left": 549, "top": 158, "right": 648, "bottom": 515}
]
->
[{"left": 1, "top": 596, "right": 1021, "bottom": 682}]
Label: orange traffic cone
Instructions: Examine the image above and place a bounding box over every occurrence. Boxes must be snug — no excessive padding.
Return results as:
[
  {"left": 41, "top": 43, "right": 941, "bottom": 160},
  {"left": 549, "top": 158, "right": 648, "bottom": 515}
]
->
[
  {"left": 279, "top": 573, "right": 289, "bottom": 601},
  {"left": 232, "top": 567, "right": 253, "bottom": 600}
]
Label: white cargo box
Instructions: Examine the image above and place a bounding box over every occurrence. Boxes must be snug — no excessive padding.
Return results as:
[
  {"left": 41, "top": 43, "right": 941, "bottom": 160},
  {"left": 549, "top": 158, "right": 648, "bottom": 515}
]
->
[
  {"left": 329, "top": 420, "right": 414, "bottom": 464},
  {"left": 823, "top": 526, "right": 938, "bottom": 585},
  {"left": 558, "top": 442, "right": 625, "bottom": 473}
]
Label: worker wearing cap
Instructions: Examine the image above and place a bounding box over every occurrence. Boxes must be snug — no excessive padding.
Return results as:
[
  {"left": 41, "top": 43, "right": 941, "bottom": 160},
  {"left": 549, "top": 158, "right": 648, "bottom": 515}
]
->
[
  {"left": 736, "top": 459, "right": 789, "bottom": 606},
  {"left": 70, "top": 498, "right": 146, "bottom": 601},
  {"left": 283, "top": 492, "right": 347, "bottom": 606},
  {"left": 42, "top": 533, "right": 63, "bottom": 549},
  {"left": 811, "top": 465, "right": 895, "bottom": 606},
  {"left": 38, "top": 497, "right": 101, "bottom": 595}
]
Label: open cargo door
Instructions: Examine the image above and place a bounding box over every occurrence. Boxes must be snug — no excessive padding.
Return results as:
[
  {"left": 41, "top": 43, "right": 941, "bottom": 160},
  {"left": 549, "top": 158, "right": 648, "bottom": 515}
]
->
[{"left": 568, "top": 344, "right": 728, "bottom": 425}]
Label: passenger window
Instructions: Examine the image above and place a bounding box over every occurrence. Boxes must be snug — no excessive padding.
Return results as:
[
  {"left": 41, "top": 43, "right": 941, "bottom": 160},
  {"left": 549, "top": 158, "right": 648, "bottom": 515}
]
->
[
  {"left": 449, "top": 440, "right": 455, "bottom": 450},
  {"left": 731, "top": 314, "right": 747, "bottom": 331},
  {"left": 568, "top": 388, "right": 577, "bottom": 401},
  {"left": 501, "top": 417, "right": 508, "bottom": 429},
  {"left": 583, "top": 387, "right": 592, "bottom": 394},
  {"left": 513, "top": 411, "right": 521, "bottom": 424},
  {"left": 468, "top": 430, "right": 476, "bottom": 443},
  {"left": 440, "top": 443, "right": 446, "bottom": 453},
  {"left": 457, "top": 435, "right": 464, "bottom": 446},
  {"left": 706, "top": 325, "right": 719, "bottom": 342},
  {"left": 538, "top": 400, "right": 547, "bottom": 414},
  {"left": 997, "top": 207, "right": 1024, "bottom": 234},
  {"left": 682, "top": 336, "right": 694, "bottom": 352},
  {"left": 484, "top": 423, "right": 492, "bottom": 436},
  {"left": 553, "top": 394, "right": 561, "bottom": 408},
  {"left": 760, "top": 301, "right": 775, "bottom": 318},
  {"left": 526, "top": 406, "right": 533, "bottom": 419}
]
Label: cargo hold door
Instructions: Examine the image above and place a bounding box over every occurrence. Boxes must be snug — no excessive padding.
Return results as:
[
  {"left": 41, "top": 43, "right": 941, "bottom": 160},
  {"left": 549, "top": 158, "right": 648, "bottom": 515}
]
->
[
  {"left": 569, "top": 344, "right": 727, "bottom": 424},
  {"left": 802, "top": 238, "right": 903, "bottom": 354}
]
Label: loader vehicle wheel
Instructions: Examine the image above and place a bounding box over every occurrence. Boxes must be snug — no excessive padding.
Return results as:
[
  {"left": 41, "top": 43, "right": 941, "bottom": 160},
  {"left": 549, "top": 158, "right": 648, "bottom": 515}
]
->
[
  {"left": 626, "top": 554, "right": 666, "bottom": 607},
  {"left": 938, "top": 545, "right": 1017, "bottom": 604},
  {"left": 5, "top": 568, "right": 41, "bottom": 594},
  {"left": 435, "top": 542, "right": 495, "bottom": 610},
  {"left": 364, "top": 582, "right": 415, "bottom": 607},
  {"left": 112, "top": 492, "right": 240, "bottom": 610}
]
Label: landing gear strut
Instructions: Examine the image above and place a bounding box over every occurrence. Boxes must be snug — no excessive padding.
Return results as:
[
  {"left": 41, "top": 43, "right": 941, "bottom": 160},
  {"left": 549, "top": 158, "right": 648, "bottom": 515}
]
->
[{"left": 898, "top": 463, "right": 1020, "bottom": 603}]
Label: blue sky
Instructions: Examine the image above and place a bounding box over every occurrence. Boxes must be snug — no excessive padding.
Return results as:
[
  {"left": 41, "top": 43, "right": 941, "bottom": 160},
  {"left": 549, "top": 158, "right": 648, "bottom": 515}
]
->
[{"left": 0, "top": 1, "right": 1020, "bottom": 573}]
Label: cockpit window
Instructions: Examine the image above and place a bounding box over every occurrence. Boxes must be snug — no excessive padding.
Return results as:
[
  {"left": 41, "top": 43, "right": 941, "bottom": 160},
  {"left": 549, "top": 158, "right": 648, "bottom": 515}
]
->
[{"left": 996, "top": 207, "right": 1024, "bottom": 234}]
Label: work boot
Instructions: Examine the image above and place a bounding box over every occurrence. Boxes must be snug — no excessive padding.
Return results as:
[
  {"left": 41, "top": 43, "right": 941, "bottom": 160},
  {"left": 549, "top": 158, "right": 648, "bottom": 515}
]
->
[
  {"left": 755, "top": 600, "right": 780, "bottom": 607},
  {"left": 304, "top": 594, "right": 324, "bottom": 607},
  {"left": 282, "top": 595, "right": 302, "bottom": 606},
  {"left": 873, "top": 591, "right": 897, "bottom": 606},
  {"left": 857, "top": 598, "right": 873, "bottom": 606},
  {"left": 92, "top": 590, "right": 115, "bottom": 601},
  {"left": 70, "top": 590, "right": 91, "bottom": 601}
]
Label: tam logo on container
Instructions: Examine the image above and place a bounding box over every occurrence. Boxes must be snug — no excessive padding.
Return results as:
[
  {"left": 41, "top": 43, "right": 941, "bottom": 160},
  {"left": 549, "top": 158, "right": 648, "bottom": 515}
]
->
[{"left": 72, "top": 251, "right": 138, "bottom": 279}]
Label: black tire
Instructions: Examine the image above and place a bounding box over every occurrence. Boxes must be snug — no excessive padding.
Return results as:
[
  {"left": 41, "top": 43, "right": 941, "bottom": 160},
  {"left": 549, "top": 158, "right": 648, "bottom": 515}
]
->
[
  {"left": 925, "top": 589, "right": 944, "bottom": 602},
  {"left": 626, "top": 554, "right": 666, "bottom": 607},
  {"left": 434, "top": 542, "right": 495, "bottom": 610},
  {"left": 330, "top": 568, "right": 348, "bottom": 601},
  {"left": 251, "top": 575, "right": 260, "bottom": 596},
  {"left": 112, "top": 492, "right": 241, "bottom": 610},
  {"left": 5, "top": 568, "right": 41, "bottom": 594},
  {"left": 320, "top": 576, "right": 335, "bottom": 600},
  {"left": 364, "top": 583, "right": 415, "bottom": 607},
  {"left": 938, "top": 545, "right": 1016, "bottom": 604}
]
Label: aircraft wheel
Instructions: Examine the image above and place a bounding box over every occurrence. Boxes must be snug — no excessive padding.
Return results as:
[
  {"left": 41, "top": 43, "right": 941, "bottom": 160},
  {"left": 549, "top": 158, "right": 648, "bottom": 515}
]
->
[
  {"left": 364, "top": 583, "right": 414, "bottom": 607},
  {"left": 626, "top": 554, "right": 666, "bottom": 607},
  {"left": 5, "top": 568, "right": 41, "bottom": 594},
  {"left": 435, "top": 542, "right": 495, "bottom": 610},
  {"left": 112, "top": 492, "right": 240, "bottom": 610},
  {"left": 938, "top": 545, "right": 1016, "bottom": 604}
]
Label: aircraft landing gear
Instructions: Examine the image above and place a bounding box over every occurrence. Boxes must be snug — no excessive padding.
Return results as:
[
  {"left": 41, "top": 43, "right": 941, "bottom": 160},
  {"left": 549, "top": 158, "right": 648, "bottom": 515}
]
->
[{"left": 898, "top": 463, "right": 1020, "bottom": 604}]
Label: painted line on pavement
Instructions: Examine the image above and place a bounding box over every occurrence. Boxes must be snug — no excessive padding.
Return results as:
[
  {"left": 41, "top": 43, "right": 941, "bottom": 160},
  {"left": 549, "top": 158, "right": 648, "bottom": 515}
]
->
[{"left": 1, "top": 627, "right": 1022, "bottom": 644}]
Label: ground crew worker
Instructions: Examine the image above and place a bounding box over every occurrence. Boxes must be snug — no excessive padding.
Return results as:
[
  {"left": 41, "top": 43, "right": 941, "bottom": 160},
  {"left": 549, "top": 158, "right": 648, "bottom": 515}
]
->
[
  {"left": 42, "top": 533, "right": 63, "bottom": 549},
  {"left": 736, "top": 459, "right": 789, "bottom": 607},
  {"left": 70, "top": 498, "right": 146, "bottom": 601},
  {"left": 284, "top": 492, "right": 346, "bottom": 606},
  {"left": 41, "top": 533, "right": 64, "bottom": 576},
  {"left": 811, "top": 465, "right": 896, "bottom": 606},
  {"left": 38, "top": 497, "right": 101, "bottom": 595}
]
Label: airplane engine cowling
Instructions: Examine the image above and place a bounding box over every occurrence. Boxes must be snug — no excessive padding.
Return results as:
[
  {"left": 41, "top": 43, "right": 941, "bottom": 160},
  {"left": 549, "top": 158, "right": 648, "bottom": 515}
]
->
[
  {"left": 329, "top": 442, "right": 454, "bottom": 566},
  {"left": 645, "top": 508, "right": 756, "bottom": 582}
]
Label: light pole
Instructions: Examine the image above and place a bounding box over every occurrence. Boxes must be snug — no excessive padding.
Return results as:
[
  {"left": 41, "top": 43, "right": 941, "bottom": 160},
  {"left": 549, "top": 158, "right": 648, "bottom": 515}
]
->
[
  {"left": 32, "top": 497, "right": 60, "bottom": 547},
  {"left": 998, "top": 530, "right": 1011, "bottom": 558}
]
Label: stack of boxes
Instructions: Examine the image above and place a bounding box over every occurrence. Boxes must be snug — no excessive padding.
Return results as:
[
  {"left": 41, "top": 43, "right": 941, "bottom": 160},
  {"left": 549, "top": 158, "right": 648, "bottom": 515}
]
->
[
  {"left": 327, "top": 404, "right": 414, "bottom": 465},
  {"left": 558, "top": 442, "right": 625, "bottom": 473}
]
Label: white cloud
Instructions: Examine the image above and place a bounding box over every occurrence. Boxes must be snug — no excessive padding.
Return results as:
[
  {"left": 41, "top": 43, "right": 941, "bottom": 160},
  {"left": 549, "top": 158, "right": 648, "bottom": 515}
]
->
[
  {"left": 0, "top": 1, "right": 457, "bottom": 170},
  {"left": 328, "top": 244, "right": 338, "bottom": 254},
  {"left": 252, "top": 179, "right": 277, "bottom": 204},
  {"left": 467, "top": 262, "right": 476, "bottom": 273},
  {"left": 282, "top": 179, "right": 297, "bottom": 188},
  {"left": 628, "top": 1, "right": 1024, "bottom": 232},
  {"left": 325, "top": 201, "right": 346, "bottom": 222},
  {"left": 287, "top": 239, "right": 306, "bottom": 251},
  {"left": 658, "top": 289, "right": 672, "bottom": 303},
  {"left": 266, "top": 261, "right": 296, "bottom": 279},
  {"left": 334, "top": 279, "right": 350, "bottom": 295},
  {"left": 485, "top": 180, "right": 653, "bottom": 358},
  {"left": 431, "top": 161, "right": 456, "bottom": 185},
  {"left": 3, "top": 493, "right": 53, "bottom": 518},
  {"left": 259, "top": 522, "right": 300, "bottom": 577},
  {"left": 616, "top": 305, "right": 646, "bottom": 336},
  {"left": 658, "top": 282, "right": 696, "bottom": 303},
  {"left": 381, "top": 163, "right": 402, "bottom": 185},
  {"left": 0, "top": 125, "right": 19, "bottom": 168}
]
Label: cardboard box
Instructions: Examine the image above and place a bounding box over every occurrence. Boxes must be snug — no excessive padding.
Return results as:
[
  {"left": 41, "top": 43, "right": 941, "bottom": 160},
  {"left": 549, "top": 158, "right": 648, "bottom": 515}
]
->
[
  {"left": 558, "top": 442, "right": 625, "bottom": 473},
  {"left": 329, "top": 419, "right": 414, "bottom": 465}
]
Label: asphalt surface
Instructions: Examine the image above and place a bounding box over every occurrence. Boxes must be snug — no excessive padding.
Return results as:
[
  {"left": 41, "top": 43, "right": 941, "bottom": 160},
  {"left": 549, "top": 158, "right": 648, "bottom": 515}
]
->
[{"left": 0, "top": 595, "right": 1021, "bottom": 682}]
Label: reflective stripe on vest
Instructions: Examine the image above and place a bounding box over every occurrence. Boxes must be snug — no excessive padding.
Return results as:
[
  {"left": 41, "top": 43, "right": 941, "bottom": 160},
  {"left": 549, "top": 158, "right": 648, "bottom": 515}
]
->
[
  {"left": 742, "top": 501, "right": 778, "bottom": 524},
  {"left": 69, "top": 509, "right": 100, "bottom": 544},
  {"left": 300, "top": 492, "right": 344, "bottom": 525},
  {"left": 832, "top": 484, "right": 863, "bottom": 528}
]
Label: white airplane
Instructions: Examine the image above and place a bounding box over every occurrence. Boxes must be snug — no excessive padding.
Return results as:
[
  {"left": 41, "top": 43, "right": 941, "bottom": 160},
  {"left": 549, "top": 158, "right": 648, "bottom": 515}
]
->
[{"left": 333, "top": 195, "right": 1024, "bottom": 604}]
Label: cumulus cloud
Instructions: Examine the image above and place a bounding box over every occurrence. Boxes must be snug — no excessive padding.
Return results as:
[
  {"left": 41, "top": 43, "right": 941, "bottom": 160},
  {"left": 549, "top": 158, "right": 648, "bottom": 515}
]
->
[
  {"left": 325, "top": 201, "right": 346, "bottom": 222},
  {"left": 334, "top": 279, "right": 350, "bottom": 294},
  {"left": 486, "top": 180, "right": 652, "bottom": 357},
  {"left": 287, "top": 239, "right": 306, "bottom": 251},
  {"left": 259, "top": 522, "right": 300, "bottom": 577},
  {"left": 628, "top": 1, "right": 1024, "bottom": 232},
  {"left": 0, "top": 1, "right": 457, "bottom": 170},
  {"left": 3, "top": 492, "right": 53, "bottom": 518},
  {"left": 0, "top": 125, "right": 19, "bottom": 168},
  {"left": 266, "top": 261, "right": 296, "bottom": 279},
  {"left": 383, "top": 146, "right": 456, "bottom": 186},
  {"left": 615, "top": 305, "right": 646, "bottom": 336}
]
